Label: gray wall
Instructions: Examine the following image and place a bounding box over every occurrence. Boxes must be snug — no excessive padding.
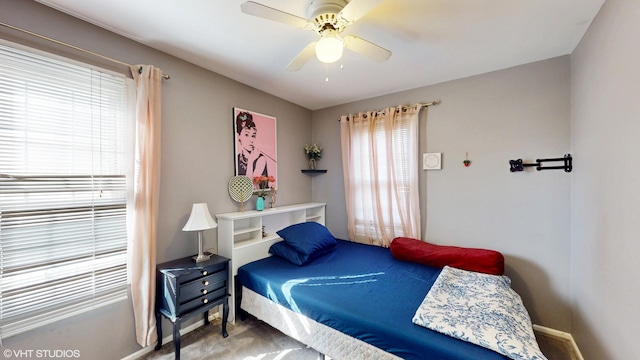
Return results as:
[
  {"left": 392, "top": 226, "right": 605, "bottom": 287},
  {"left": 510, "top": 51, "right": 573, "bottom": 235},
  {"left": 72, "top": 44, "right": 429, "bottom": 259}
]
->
[
  {"left": 571, "top": 0, "right": 640, "bottom": 358},
  {"left": 312, "top": 56, "right": 572, "bottom": 331},
  {"left": 0, "top": 1, "right": 312, "bottom": 359},
  {"left": 5, "top": 0, "right": 639, "bottom": 359}
]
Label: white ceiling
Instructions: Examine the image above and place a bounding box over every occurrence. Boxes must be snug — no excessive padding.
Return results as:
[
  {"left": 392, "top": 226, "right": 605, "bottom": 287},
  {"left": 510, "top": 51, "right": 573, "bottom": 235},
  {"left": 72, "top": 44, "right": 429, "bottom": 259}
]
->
[{"left": 36, "top": 0, "right": 605, "bottom": 110}]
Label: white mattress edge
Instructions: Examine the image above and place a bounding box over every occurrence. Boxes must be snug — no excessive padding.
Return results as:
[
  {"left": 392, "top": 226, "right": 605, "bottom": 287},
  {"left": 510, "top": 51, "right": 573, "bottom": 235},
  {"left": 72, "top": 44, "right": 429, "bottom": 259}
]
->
[{"left": 241, "top": 286, "right": 401, "bottom": 360}]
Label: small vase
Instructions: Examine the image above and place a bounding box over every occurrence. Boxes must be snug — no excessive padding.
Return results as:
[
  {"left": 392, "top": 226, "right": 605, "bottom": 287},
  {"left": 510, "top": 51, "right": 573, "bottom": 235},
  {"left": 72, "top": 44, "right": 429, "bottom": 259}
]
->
[
  {"left": 256, "top": 197, "right": 264, "bottom": 211},
  {"left": 309, "top": 158, "right": 316, "bottom": 170}
]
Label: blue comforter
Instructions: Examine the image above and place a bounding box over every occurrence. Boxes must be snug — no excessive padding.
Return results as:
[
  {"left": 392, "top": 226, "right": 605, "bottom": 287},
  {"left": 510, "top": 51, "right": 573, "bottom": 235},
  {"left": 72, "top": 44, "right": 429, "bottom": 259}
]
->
[{"left": 237, "top": 239, "right": 509, "bottom": 360}]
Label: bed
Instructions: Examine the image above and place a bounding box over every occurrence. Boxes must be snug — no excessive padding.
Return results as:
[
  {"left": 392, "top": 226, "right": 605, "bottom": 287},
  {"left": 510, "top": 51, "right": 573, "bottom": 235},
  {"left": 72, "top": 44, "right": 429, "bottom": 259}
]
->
[{"left": 237, "top": 224, "right": 544, "bottom": 360}]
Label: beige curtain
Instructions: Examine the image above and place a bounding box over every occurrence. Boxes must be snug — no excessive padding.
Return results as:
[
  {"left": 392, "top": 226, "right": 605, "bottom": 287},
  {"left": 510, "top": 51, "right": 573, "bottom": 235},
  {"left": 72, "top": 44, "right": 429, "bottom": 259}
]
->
[
  {"left": 340, "top": 104, "right": 421, "bottom": 247},
  {"left": 129, "top": 65, "right": 162, "bottom": 347}
]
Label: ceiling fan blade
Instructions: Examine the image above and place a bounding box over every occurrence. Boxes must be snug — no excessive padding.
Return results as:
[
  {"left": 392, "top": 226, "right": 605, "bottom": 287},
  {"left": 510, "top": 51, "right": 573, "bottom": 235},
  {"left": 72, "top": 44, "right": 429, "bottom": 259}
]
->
[
  {"left": 338, "top": 0, "right": 383, "bottom": 24},
  {"left": 343, "top": 35, "right": 391, "bottom": 62},
  {"left": 241, "top": 1, "right": 313, "bottom": 29},
  {"left": 285, "top": 42, "right": 318, "bottom": 71}
]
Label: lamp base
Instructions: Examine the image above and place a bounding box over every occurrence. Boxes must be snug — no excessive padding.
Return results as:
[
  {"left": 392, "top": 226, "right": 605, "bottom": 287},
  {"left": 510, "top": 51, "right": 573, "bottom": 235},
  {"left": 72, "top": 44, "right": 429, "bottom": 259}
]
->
[
  {"left": 193, "top": 230, "right": 211, "bottom": 263},
  {"left": 193, "top": 253, "right": 211, "bottom": 263}
]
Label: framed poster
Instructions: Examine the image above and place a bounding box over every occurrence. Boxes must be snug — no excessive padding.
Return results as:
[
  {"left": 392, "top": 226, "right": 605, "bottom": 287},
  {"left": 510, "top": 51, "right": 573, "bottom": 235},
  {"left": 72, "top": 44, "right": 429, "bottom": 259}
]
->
[{"left": 233, "top": 108, "right": 277, "bottom": 190}]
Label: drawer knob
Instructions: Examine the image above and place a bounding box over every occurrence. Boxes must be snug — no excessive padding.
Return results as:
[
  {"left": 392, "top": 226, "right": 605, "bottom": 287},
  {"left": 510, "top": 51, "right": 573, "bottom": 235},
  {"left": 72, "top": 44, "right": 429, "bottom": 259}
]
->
[
  {"left": 203, "top": 281, "right": 209, "bottom": 286},
  {"left": 203, "top": 298, "right": 208, "bottom": 304},
  {"left": 202, "top": 270, "right": 208, "bottom": 276},
  {"left": 201, "top": 289, "right": 208, "bottom": 294}
]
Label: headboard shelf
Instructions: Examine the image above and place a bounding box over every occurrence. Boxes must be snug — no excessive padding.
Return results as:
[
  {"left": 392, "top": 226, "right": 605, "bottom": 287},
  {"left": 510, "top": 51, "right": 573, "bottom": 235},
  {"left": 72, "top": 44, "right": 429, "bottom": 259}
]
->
[{"left": 216, "top": 202, "right": 326, "bottom": 322}]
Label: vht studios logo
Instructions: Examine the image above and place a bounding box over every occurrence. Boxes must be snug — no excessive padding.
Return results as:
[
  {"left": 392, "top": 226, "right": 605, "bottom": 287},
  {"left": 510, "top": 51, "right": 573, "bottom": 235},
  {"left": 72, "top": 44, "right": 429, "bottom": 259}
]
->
[{"left": 3, "top": 349, "right": 81, "bottom": 358}]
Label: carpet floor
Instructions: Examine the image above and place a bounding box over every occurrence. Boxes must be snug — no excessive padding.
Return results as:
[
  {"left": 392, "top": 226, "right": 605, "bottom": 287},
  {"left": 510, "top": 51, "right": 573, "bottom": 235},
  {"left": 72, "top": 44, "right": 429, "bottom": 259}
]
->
[
  {"left": 141, "top": 316, "right": 321, "bottom": 360},
  {"left": 141, "top": 316, "right": 579, "bottom": 360}
]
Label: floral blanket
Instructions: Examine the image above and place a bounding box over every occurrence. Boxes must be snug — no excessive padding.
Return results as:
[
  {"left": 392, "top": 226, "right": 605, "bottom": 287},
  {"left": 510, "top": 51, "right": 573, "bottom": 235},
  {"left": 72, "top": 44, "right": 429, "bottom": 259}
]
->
[{"left": 412, "top": 266, "right": 547, "bottom": 360}]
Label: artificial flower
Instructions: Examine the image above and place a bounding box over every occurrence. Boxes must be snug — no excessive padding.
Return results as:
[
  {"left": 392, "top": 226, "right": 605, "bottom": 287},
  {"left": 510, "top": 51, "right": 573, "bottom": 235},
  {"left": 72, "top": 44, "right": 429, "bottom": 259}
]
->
[
  {"left": 253, "top": 175, "right": 275, "bottom": 198},
  {"left": 304, "top": 143, "right": 322, "bottom": 160}
]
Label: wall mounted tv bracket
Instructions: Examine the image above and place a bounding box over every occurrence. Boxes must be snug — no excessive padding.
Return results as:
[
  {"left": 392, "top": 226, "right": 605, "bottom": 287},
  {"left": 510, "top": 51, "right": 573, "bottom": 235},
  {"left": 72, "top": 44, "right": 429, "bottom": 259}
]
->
[{"left": 509, "top": 154, "right": 572, "bottom": 173}]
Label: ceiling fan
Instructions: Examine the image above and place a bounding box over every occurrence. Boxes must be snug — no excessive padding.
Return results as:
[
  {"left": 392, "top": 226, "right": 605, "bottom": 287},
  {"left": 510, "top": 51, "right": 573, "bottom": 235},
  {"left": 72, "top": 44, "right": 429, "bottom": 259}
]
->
[{"left": 241, "top": 0, "right": 392, "bottom": 71}]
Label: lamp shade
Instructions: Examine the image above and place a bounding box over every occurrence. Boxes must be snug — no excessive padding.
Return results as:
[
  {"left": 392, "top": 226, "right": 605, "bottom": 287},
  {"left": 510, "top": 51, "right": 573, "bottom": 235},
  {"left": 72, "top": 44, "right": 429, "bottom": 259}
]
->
[
  {"left": 315, "top": 35, "right": 343, "bottom": 63},
  {"left": 182, "top": 203, "right": 217, "bottom": 231}
]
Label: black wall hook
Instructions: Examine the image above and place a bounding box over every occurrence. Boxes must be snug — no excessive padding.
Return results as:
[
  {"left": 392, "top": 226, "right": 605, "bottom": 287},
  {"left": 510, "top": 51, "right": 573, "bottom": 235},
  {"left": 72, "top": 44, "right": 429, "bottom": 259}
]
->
[{"left": 510, "top": 154, "right": 572, "bottom": 173}]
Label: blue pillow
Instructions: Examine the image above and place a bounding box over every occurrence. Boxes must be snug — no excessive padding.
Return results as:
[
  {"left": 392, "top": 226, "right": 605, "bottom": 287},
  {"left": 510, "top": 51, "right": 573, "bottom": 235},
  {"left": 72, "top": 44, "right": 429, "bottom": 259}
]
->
[
  {"left": 276, "top": 222, "right": 337, "bottom": 256},
  {"left": 269, "top": 241, "right": 335, "bottom": 266}
]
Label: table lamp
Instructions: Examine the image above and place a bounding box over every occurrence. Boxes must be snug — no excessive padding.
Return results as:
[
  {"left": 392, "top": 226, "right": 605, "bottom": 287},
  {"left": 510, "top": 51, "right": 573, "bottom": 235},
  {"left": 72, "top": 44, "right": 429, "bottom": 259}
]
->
[{"left": 182, "top": 203, "right": 217, "bottom": 263}]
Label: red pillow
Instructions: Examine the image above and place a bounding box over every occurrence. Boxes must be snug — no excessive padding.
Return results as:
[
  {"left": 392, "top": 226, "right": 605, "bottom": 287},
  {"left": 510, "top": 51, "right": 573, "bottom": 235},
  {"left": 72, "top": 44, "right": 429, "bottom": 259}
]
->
[{"left": 390, "top": 237, "right": 504, "bottom": 275}]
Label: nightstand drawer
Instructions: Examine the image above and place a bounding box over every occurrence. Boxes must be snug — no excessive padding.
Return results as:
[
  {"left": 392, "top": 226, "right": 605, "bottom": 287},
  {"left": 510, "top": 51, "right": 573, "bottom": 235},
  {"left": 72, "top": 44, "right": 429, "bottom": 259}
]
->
[
  {"left": 179, "top": 287, "right": 227, "bottom": 316},
  {"left": 178, "top": 261, "right": 227, "bottom": 284},
  {"left": 180, "top": 273, "right": 227, "bottom": 303}
]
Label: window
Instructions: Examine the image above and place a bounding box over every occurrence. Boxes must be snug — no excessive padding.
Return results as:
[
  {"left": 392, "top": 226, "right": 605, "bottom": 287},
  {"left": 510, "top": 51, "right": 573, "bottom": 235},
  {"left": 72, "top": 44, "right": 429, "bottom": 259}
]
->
[
  {"left": 0, "top": 41, "right": 131, "bottom": 339},
  {"left": 341, "top": 106, "right": 421, "bottom": 246},
  {"left": 351, "top": 120, "right": 412, "bottom": 237}
]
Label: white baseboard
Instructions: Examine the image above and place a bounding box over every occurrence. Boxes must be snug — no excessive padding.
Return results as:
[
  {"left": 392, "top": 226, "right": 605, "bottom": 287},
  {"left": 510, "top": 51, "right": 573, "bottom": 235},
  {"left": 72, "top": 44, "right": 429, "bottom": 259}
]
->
[
  {"left": 121, "top": 312, "right": 220, "bottom": 360},
  {"left": 533, "top": 324, "right": 584, "bottom": 360}
]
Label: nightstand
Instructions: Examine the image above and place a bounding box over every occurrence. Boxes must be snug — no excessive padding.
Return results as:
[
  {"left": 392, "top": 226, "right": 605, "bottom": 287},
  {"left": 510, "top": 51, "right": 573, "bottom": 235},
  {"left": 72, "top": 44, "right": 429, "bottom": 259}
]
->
[{"left": 155, "top": 254, "right": 230, "bottom": 360}]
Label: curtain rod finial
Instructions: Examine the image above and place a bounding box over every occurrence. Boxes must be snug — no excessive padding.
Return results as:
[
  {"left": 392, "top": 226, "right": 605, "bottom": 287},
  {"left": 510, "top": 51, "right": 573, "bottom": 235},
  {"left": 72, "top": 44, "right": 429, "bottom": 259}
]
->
[{"left": 422, "top": 100, "right": 441, "bottom": 107}]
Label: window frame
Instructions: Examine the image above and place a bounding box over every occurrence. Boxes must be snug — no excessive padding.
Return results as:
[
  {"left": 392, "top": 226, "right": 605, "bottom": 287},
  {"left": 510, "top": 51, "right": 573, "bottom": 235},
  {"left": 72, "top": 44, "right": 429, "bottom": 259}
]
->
[
  {"left": 347, "top": 112, "right": 418, "bottom": 244},
  {"left": 0, "top": 39, "right": 134, "bottom": 340}
]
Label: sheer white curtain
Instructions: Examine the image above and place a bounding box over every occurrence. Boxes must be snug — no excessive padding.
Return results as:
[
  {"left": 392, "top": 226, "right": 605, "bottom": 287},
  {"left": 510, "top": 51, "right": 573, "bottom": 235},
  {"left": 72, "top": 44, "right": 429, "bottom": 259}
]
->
[
  {"left": 129, "top": 65, "right": 162, "bottom": 347},
  {"left": 340, "top": 104, "right": 421, "bottom": 247}
]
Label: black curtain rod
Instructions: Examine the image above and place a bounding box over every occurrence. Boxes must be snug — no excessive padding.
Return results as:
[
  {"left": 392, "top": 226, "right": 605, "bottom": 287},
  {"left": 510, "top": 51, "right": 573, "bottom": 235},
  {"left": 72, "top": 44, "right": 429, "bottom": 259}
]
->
[{"left": 0, "top": 21, "right": 170, "bottom": 80}]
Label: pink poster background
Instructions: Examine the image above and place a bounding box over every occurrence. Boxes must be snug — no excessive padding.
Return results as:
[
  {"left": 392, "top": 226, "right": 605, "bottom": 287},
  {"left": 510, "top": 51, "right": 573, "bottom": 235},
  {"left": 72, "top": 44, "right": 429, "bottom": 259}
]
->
[{"left": 233, "top": 107, "right": 277, "bottom": 190}]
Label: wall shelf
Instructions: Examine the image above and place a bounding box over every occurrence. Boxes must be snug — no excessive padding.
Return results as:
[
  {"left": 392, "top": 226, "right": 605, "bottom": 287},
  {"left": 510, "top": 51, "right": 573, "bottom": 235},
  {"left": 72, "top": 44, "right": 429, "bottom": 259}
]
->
[{"left": 301, "top": 169, "right": 327, "bottom": 174}]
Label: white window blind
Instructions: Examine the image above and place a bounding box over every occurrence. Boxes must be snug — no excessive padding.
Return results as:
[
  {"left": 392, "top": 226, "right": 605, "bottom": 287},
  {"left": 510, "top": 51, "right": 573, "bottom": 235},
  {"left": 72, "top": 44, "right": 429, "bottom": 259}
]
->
[{"left": 0, "top": 42, "right": 130, "bottom": 339}]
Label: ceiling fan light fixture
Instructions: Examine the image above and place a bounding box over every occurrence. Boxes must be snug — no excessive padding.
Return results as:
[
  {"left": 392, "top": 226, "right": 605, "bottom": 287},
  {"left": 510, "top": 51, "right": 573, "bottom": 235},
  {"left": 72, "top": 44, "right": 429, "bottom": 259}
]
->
[
  {"left": 241, "top": 1, "right": 390, "bottom": 70},
  {"left": 315, "top": 35, "right": 343, "bottom": 63}
]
